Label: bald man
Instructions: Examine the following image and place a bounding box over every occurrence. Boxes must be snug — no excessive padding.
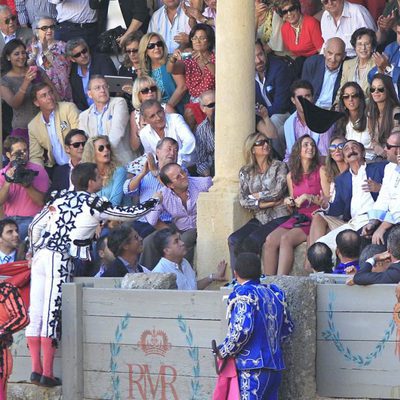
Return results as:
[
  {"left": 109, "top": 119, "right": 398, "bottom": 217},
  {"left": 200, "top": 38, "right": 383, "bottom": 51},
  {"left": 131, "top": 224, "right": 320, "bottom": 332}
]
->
[{"left": 301, "top": 37, "right": 346, "bottom": 109}]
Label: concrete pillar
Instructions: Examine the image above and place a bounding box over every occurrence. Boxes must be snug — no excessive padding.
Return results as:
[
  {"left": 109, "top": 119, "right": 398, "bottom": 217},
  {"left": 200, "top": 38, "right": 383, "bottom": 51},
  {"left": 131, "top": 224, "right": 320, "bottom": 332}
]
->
[{"left": 195, "top": 0, "right": 255, "bottom": 280}]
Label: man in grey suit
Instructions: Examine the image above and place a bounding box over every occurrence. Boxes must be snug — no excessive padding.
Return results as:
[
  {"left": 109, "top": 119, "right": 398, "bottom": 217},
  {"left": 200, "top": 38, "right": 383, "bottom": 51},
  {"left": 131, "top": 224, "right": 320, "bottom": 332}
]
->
[{"left": 0, "top": 5, "right": 33, "bottom": 53}]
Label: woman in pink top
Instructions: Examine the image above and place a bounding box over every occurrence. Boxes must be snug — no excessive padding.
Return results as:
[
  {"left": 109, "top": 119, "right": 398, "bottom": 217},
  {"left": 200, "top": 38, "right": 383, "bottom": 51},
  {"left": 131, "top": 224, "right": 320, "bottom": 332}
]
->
[
  {"left": 280, "top": 0, "right": 323, "bottom": 58},
  {"left": 263, "top": 135, "right": 330, "bottom": 275}
]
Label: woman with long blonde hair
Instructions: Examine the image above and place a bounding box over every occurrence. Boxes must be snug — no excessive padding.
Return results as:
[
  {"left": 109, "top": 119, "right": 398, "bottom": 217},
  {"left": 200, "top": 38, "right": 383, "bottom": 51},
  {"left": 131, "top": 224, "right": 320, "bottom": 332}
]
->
[{"left": 81, "top": 136, "right": 126, "bottom": 206}]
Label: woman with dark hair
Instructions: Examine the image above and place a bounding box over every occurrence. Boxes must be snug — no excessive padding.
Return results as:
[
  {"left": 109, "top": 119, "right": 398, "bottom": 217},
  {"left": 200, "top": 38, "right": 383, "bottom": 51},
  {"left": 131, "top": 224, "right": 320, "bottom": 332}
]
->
[
  {"left": 227, "top": 132, "right": 290, "bottom": 270},
  {"left": 168, "top": 23, "right": 215, "bottom": 129},
  {"left": 367, "top": 73, "right": 400, "bottom": 158},
  {"left": 305, "top": 136, "right": 348, "bottom": 269},
  {"left": 280, "top": 0, "right": 323, "bottom": 58},
  {"left": 337, "top": 28, "right": 376, "bottom": 102},
  {"left": 138, "top": 33, "right": 187, "bottom": 114},
  {"left": 0, "top": 39, "right": 56, "bottom": 142},
  {"left": 263, "top": 135, "right": 329, "bottom": 275},
  {"left": 336, "top": 82, "right": 374, "bottom": 160},
  {"left": 118, "top": 31, "right": 143, "bottom": 80}
]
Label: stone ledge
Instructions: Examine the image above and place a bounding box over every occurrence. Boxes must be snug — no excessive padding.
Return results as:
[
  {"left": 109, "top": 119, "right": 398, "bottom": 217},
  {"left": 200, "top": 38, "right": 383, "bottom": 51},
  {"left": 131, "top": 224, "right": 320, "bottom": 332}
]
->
[{"left": 8, "top": 383, "right": 62, "bottom": 400}]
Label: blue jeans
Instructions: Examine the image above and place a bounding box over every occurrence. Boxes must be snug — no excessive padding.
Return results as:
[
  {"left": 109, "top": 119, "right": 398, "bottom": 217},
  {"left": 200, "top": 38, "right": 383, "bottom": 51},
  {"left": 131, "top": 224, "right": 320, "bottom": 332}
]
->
[{"left": 12, "top": 216, "right": 33, "bottom": 240}]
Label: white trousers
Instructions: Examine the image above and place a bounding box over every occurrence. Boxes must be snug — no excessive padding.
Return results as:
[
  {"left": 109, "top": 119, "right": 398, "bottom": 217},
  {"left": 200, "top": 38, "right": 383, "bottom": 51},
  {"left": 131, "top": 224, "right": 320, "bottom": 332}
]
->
[{"left": 25, "top": 248, "right": 73, "bottom": 339}]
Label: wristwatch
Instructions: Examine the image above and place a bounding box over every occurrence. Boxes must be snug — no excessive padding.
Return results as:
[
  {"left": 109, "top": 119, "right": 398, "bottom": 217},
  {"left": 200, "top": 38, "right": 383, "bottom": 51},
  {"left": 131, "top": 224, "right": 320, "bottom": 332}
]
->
[{"left": 384, "top": 65, "right": 394, "bottom": 74}]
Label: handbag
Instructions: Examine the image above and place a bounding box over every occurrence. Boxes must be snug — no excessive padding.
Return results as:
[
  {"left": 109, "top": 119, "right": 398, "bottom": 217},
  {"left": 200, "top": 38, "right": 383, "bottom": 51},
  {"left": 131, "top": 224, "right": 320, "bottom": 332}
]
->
[{"left": 96, "top": 26, "right": 126, "bottom": 54}]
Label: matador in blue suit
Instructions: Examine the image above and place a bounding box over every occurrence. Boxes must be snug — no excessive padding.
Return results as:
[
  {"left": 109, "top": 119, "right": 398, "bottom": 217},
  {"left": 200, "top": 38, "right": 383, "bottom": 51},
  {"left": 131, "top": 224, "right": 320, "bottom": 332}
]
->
[{"left": 217, "top": 253, "right": 293, "bottom": 399}]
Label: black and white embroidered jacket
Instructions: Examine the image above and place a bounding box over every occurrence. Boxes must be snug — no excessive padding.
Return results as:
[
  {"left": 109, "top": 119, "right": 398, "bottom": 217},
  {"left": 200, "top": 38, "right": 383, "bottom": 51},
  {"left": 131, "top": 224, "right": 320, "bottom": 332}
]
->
[{"left": 29, "top": 190, "right": 159, "bottom": 259}]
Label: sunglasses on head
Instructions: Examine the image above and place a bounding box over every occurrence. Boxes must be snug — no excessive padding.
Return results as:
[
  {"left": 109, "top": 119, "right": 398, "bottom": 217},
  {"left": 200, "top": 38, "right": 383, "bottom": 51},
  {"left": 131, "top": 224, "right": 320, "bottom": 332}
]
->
[
  {"left": 126, "top": 48, "right": 139, "bottom": 54},
  {"left": 37, "top": 24, "right": 56, "bottom": 31},
  {"left": 254, "top": 139, "right": 270, "bottom": 147},
  {"left": 70, "top": 141, "right": 86, "bottom": 149},
  {"left": 97, "top": 144, "right": 111, "bottom": 152},
  {"left": 280, "top": 5, "right": 299, "bottom": 16},
  {"left": 4, "top": 15, "right": 17, "bottom": 24},
  {"left": 370, "top": 86, "right": 385, "bottom": 93},
  {"left": 140, "top": 85, "right": 157, "bottom": 94},
  {"left": 72, "top": 47, "right": 88, "bottom": 58},
  {"left": 203, "top": 102, "right": 215, "bottom": 108},
  {"left": 385, "top": 143, "right": 400, "bottom": 150},
  {"left": 147, "top": 40, "right": 163, "bottom": 50},
  {"left": 341, "top": 93, "right": 360, "bottom": 100},
  {"left": 329, "top": 142, "right": 345, "bottom": 152}
]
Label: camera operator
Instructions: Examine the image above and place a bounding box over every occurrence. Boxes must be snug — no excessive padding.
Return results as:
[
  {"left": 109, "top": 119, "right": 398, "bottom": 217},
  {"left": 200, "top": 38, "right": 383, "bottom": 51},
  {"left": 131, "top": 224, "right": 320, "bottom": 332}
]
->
[{"left": 0, "top": 136, "right": 49, "bottom": 239}]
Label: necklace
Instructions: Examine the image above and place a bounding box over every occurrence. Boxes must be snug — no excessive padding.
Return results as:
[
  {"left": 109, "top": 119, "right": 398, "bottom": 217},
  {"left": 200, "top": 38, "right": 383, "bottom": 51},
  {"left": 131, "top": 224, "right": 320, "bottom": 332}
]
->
[{"left": 291, "top": 16, "right": 303, "bottom": 45}]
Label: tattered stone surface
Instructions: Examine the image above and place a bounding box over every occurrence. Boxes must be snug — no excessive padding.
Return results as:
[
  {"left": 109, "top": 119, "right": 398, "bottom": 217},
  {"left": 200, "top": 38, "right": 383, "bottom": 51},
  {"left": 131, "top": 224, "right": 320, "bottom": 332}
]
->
[
  {"left": 291, "top": 242, "right": 310, "bottom": 277},
  {"left": 8, "top": 383, "right": 62, "bottom": 400},
  {"left": 121, "top": 272, "right": 177, "bottom": 289},
  {"left": 261, "top": 275, "right": 317, "bottom": 400}
]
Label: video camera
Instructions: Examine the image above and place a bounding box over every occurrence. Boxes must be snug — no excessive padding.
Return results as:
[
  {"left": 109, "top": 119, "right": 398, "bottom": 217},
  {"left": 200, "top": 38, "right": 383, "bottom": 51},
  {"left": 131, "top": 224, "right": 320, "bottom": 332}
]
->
[{"left": 4, "top": 150, "right": 38, "bottom": 186}]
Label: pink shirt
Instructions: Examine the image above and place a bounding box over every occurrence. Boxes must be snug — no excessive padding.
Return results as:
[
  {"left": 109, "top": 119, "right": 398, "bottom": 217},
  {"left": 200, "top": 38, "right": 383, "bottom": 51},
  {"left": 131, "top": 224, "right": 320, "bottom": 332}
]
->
[{"left": 0, "top": 161, "right": 49, "bottom": 217}]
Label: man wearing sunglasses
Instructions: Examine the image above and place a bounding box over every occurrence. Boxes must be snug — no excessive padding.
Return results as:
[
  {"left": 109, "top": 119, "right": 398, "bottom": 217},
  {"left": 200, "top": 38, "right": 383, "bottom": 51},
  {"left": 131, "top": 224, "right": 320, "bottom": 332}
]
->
[
  {"left": 0, "top": 5, "right": 32, "bottom": 53},
  {"left": 66, "top": 38, "right": 117, "bottom": 111},
  {"left": 311, "top": 140, "right": 386, "bottom": 253},
  {"left": 79, "top": 75, "right": 135, "bottom": 165},
  {"left": 361, "top": 131, "right": 400, "bottom": 246},
  {"left": 49, "top": 129, "right": 88, "bottom": 192},
  {"left": 320, "top": 0, "right": 376, "bottom": 57},
  {"left": 28, "top": 82, "right": 80, "bottom": 177}
]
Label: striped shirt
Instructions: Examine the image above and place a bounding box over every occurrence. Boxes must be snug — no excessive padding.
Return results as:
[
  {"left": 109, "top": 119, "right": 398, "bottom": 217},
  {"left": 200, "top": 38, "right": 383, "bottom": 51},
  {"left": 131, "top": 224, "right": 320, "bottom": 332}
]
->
[
  {"left": 49, "top": 0, "right": 97, "bottom": 24},
  {"left": 15, "top": 0, "right": 57, "bottom": 27},
  {"left": 147, "top": 4, "right": 191, "bottom": 53},
  {"left": 195, "top": 117, "right": 214, "bottom": 176}
]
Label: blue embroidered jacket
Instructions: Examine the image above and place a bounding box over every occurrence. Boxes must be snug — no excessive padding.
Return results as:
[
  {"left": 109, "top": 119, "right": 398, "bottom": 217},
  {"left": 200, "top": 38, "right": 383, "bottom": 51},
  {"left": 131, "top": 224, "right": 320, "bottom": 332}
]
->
[{"left": 218, "top": 279, "right": 294, "bottom": 371}]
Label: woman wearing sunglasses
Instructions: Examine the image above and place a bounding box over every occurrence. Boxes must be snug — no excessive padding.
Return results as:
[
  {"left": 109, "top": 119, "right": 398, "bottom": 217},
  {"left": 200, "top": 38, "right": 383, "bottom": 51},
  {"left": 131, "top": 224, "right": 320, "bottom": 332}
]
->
[
  {"left": 280, "top": 0, "right": 323, "bottom": 59},
  {"left": 138, "top": 33, "right": 186, "bottom": 115},
  {"left": 263, "top": 135, "right": 330, "bottom": 275},
  {"left": 130, "top": 76, "right": 169, "bottom": 152},
  {"left": 305, "top": 136, "right": 348, "bottom": 269},
  {"left": 26, "top": 16, "right": 72, "bottom": 101},
  {"left": 119, "top": 31, "right": 143, "bottom": 81},
  {"left": 0, "top": 39, "right": 57, "bottom": 142},
  {"left": 336, "top": 82, "right": 375, "bottom": 161},
  {"left": 228, "top": 132, "right": 290, "bottom": 270},
  {"left": 168, "top": 23, "right": 215, "bottom": 131},
  {"left": 367, "top": 73, "right": 400, "bottom": 159},
  {"left": 81, "top": 136, "right": 126, "bottom": 206}
]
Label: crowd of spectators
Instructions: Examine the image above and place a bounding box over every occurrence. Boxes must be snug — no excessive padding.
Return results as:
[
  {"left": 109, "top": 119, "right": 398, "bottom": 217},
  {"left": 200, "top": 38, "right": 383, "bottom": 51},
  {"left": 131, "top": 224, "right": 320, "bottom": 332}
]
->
[{"left": 0, "top": 0, "right": 400, "bottom": 293}]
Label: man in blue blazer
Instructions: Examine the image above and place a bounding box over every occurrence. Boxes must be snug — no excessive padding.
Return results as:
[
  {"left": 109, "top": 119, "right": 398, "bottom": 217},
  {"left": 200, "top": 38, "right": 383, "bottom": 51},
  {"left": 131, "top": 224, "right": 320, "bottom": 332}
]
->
[
  {"left": 311, "top": 140, "right": 386, "bottom": 251},
  {"left": 255, "top": 39, "right": 294, "bottom": 157},
  {"left": 302, "top": 37, "right": 345, "bottom": 109}
]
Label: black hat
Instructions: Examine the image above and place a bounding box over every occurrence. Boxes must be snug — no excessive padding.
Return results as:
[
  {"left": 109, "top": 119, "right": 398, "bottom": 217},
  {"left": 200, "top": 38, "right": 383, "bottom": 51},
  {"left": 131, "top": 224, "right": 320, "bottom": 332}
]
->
[{"left": 298, "top": 96, "right": 345, "bottom": 133}]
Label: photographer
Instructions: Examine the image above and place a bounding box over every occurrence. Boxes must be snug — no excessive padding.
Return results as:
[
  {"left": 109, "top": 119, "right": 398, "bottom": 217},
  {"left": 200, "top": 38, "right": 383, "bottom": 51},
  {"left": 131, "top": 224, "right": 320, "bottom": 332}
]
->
[{"left": 0, "top": 136, "right": 49, "bottom": 239}]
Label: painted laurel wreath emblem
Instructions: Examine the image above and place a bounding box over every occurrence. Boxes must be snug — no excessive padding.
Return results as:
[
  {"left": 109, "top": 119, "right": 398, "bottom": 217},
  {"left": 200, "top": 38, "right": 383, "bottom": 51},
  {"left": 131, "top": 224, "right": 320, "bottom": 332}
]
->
[
  {"left": 106, "top": 314, "right": 206, "bottom": 399},
  {"left": 322, "top": 290, "right": 397, "bottom": 367}
]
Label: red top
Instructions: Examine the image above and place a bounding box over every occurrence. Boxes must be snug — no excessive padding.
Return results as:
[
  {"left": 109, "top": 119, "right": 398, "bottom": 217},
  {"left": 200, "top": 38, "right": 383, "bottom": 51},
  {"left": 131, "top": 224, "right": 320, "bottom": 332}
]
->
[
  {"left": 183, "top": 52, "right": 215, "bottom": 98},
  {"left": 281, "top": 15, "right": 323, "bottom": 58}
]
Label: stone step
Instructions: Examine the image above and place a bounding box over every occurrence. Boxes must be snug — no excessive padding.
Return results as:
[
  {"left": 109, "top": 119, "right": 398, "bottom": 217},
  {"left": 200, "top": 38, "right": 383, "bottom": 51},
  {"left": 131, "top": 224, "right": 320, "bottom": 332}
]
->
[{"left": 8, "top": 383, "right": 61, "bottom": 400}]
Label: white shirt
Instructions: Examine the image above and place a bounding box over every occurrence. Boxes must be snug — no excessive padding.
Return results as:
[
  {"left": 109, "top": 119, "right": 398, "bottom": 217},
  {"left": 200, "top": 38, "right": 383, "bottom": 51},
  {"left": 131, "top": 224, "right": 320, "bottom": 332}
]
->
[
  {"left": 350, "top": 164, "right": 375, "bottom": 220},
  {"left": 42, "top": 112, "right": 69, "bottom": 166},
  {"left": 49, "top": 0, "right": 97, "bottom": 24},
  {"left": 152, "top": 257, "right": 197, "bottom": 290},
  {"left": 255, "top": 73, "right": 272, "bottom": 107},
  {"left": 139, "top": 113, "right": 196, "bottom": 166},
  {"left": 147, "top": 5, "right": 191, "bottom": 53},
  {"left": 321, "top": 1, "right": 376, "bottom": 57},
  {"left": 0, "top": 250, "right": 16, "bottom": 264},
  {"left": 345, "top": 122, "right": 373, "bottom": 160},
  {"left": 1, "top": 32, "right": 16, "bottom": 44},
  {"left": 369, "top": 163, "right": 400, "bottom": 224}
]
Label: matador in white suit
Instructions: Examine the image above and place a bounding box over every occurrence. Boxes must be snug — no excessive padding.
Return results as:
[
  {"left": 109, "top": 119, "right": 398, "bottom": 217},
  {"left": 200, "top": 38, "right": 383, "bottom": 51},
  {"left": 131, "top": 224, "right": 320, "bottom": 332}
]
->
[{"left": 25, "top": 162, "right": 160, "bottom": 387}]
